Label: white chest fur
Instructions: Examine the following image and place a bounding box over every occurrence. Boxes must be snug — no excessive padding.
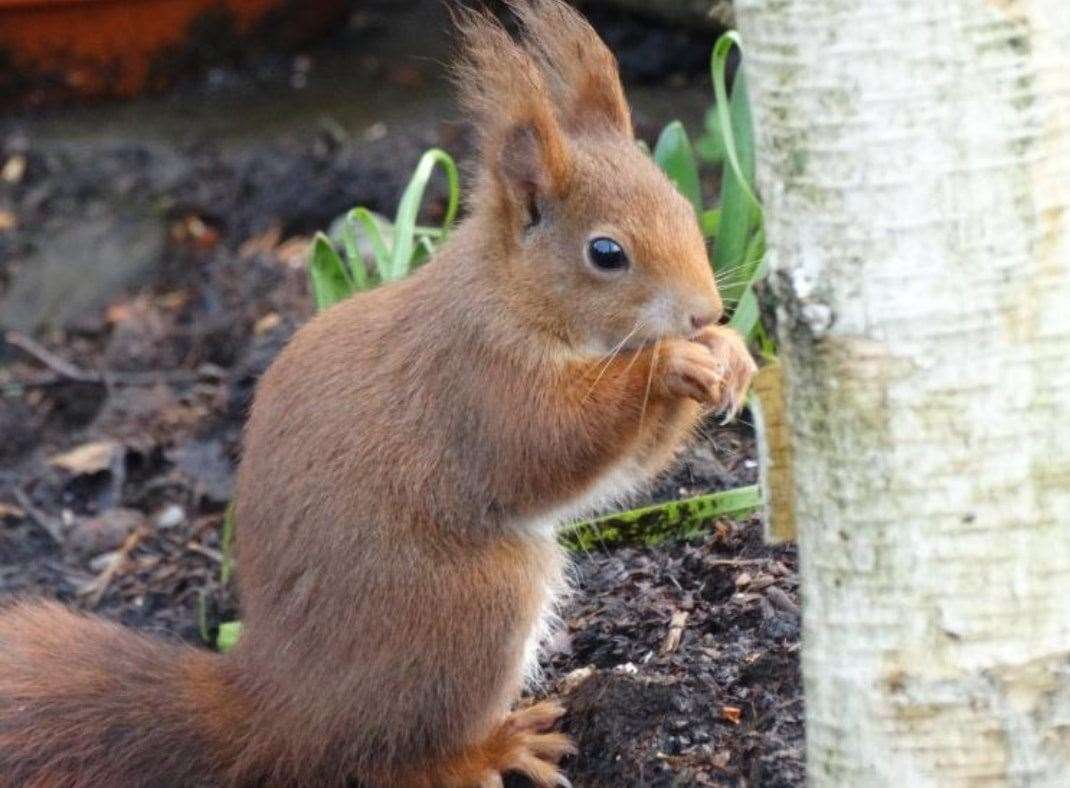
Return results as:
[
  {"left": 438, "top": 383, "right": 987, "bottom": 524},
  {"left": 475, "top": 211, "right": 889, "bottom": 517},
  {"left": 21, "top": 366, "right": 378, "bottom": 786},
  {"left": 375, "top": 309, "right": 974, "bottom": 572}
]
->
[{"left": 517, "top": 458, "right": 655, "bottom": 686}]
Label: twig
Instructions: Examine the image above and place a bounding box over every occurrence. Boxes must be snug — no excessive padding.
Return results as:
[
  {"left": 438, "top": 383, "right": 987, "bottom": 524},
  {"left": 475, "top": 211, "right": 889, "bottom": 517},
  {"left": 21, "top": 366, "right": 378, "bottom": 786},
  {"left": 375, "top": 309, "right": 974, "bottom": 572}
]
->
[
  {"left": 4, "top": 330, "right": 100, "bottom": 383},
  {"left": 4, "top": 330, "right": 198, "bottom": 388},
  {"left": 186, "top": 541, "right": 223, "bottom": 563},
  {"left": 706, "top": 558, "right": 770, "bottom": 567},
  {"left": 12, "top": 488, "right": 64, "bottom": 545},
  {"left": 82, "top": 529, "right": 144, "bottom": 608}
]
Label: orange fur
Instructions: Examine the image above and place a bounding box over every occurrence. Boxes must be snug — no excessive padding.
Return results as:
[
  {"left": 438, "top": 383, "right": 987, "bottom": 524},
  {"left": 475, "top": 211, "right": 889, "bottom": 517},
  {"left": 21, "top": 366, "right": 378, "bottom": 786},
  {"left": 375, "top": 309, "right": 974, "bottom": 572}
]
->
[{"left": 0, "top": 3, "right": 755, "bottom": 786}]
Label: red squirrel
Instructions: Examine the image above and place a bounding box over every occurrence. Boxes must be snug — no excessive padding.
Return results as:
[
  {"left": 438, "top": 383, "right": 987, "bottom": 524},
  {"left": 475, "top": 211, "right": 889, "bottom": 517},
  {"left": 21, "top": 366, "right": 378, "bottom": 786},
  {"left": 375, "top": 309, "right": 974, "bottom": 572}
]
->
[{"left": 0, "top": 2, "right": 756, "bottom": 785}]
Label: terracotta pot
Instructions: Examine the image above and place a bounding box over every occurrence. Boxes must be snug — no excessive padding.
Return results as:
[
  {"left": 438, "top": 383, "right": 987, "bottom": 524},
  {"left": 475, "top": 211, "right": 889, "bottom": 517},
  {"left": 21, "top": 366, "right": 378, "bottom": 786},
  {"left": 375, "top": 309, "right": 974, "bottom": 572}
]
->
[{"left": 0, "top": 0, "right": 347, "bottom": 104}]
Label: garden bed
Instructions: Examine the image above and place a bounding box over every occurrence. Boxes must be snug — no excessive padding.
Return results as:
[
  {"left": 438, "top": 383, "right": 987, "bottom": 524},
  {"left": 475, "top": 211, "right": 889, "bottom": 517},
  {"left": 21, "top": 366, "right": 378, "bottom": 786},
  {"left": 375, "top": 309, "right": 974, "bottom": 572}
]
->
[{"left": 0, "top": 6, "right": 801, "bottom": 774}]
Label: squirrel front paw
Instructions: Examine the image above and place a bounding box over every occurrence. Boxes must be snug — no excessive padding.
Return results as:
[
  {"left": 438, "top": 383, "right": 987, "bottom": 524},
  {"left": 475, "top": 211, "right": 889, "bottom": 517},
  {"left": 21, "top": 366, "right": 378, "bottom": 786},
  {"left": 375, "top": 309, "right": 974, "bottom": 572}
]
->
[{"left": 659, "top": 326, "right": 757, "bottom": 416}]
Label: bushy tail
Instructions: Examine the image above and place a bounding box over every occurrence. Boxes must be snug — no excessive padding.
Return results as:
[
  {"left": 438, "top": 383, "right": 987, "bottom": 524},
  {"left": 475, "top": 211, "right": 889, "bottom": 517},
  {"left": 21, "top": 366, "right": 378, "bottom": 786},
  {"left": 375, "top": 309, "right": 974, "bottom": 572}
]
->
[{"left": 0, "top": 600, "right": 236, "bottom": 787}]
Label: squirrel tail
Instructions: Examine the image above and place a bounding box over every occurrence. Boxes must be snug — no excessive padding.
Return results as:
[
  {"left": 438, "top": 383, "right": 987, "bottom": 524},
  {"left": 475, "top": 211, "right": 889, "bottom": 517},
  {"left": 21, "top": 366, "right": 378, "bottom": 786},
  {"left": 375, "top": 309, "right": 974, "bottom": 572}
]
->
[{"left": 0, "top": 600, "right": 244, "bottom": 787}]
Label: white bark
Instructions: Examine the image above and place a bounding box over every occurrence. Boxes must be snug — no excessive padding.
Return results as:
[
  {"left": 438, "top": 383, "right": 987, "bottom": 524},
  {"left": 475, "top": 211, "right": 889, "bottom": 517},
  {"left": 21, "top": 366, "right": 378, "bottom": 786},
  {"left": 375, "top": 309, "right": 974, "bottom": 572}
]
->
[{"left": 734, "top": 0, "right": 1070, "bottom": 784}]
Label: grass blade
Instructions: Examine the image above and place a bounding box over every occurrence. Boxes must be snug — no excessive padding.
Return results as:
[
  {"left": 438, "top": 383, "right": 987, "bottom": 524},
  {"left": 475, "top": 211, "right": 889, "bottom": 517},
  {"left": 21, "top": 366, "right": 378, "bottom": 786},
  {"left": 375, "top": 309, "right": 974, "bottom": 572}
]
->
[
  {"left": 342, "top": 208, "right": 391, "bottom": 289},
  {"left": 390, "top": 148, "right": 459, "bottom": 280},
  {"left": 654, "top": 120, "right": 703, "bottom": 217},
  {"left": 560, "top": 484, "right": 761, "bottom": 551}
]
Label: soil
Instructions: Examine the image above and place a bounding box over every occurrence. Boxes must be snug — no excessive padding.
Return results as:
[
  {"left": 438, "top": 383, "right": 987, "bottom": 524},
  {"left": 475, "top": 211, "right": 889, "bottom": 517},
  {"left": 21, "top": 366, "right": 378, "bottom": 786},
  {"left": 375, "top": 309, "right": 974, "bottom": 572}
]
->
[{"left": 0, "top": 4, "right": 801, "bottom": 785}]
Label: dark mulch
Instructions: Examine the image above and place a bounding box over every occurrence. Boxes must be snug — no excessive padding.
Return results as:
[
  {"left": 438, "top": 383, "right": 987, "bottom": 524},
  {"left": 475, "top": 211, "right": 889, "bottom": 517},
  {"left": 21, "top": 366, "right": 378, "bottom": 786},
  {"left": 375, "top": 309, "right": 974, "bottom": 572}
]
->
[
  {"left": 546, "top": 517, "right": 803, "bottom": 787},
  {"left": 0, "top": 100, "right": 801, "bottom": 786}
]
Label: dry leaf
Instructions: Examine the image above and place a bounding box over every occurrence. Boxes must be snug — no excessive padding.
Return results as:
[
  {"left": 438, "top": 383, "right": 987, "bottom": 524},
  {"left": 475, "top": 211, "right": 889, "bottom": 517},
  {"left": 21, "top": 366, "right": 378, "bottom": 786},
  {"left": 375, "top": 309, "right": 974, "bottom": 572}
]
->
[
  {"left": 276, "top": 236, "right": 312, "bottom": 269},
  {"left": 156, "top": 291, "right": 187, "bottom": 310},
  {"left": 104, "top": 301, "right": 133, "bottom": 325},
  {"left": 239, "top": 224, "right": 283, "bottom": 259},
  {"left": 0, "top": 503, "right": 25, "bottom": 521},
  {"left": 2, "top": 155, "right": 26, "bottom": 184},
  {"left": 254, "top": 312, "right": 282, "bottom": 335},
  {"left": 49, "top": 440, "right": 122, "bottom": 475}
]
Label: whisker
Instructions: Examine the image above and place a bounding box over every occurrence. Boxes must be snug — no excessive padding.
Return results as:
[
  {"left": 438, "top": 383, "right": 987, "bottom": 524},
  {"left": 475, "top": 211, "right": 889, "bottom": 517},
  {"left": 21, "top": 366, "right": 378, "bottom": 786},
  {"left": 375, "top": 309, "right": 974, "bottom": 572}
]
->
[
  {"left": 581, "top": 319, "right": 645, "bottom": 404},
  {"left": 638, "top": 338, "right": 661, "bottom": 429}
]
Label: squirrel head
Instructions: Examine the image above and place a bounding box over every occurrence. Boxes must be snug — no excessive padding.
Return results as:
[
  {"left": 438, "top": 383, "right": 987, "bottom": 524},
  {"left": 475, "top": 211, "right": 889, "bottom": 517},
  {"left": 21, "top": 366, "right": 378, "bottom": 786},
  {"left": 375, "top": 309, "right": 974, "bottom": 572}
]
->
[{"left": 454, "top": 0, "right": 722, "bottom": 355}]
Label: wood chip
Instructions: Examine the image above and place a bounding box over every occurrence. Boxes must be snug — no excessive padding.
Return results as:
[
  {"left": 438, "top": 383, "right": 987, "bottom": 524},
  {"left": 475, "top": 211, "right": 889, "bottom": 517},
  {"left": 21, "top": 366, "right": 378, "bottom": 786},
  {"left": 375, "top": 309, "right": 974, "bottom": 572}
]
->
[
  {"left": 721, "top": 705, "right": 742, "bottom": 725},
  {"left": 559, "top": 665, "right": 596, "bottom": 694},
  {"left": 660, "top": 609, "right": 690, "bottom": 654},
  {"left": 764, "top": 584, "right": 801, "bottom": 615}
]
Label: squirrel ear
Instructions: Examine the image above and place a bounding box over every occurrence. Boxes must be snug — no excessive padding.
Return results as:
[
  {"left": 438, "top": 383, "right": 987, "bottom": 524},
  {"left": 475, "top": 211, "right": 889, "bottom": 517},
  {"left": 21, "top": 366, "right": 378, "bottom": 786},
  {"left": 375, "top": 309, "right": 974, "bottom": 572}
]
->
[
  {"left": 510, "top": 0, "right": 632, "bottom": 138},
  {"left": 497, "top": 117, "right": 569, "bottom": 227},
  {"left": 453, "top": 5, "right": 571, "bottom": 225}
]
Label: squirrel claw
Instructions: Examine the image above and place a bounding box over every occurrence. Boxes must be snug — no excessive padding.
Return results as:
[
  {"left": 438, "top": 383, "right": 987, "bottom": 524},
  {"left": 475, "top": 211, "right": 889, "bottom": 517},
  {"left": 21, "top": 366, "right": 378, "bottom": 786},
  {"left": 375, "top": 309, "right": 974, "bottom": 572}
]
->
[
  {"left": 683, "top": 325, "right": 757, "bottom": 414},
  {"left": 492, "top": 701, "right": 575, "bottom": 788}
]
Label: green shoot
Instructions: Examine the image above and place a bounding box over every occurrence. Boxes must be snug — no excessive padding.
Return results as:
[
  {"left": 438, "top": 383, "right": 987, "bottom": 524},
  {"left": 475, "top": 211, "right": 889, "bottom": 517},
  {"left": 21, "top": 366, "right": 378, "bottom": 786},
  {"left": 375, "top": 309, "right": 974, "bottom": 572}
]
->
[
  {"left": 654, "top": 121, "right": 703, "bottom": 218},
  {"left": 650, "top": 31, "right": 767, "bottom": 345},
  {"left": 217, "top": 621, "right": 241, "bottom": 652},
  {"left": 307, "top": 148, "right": 460, "bottom": 311}
]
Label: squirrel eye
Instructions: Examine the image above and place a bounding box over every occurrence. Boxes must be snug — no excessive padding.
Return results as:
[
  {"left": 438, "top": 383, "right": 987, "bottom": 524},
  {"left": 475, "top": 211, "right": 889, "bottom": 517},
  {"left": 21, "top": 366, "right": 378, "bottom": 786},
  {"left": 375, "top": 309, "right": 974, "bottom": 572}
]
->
[{"left": 586, "top": 237, "right": 629, "bottom": 272}]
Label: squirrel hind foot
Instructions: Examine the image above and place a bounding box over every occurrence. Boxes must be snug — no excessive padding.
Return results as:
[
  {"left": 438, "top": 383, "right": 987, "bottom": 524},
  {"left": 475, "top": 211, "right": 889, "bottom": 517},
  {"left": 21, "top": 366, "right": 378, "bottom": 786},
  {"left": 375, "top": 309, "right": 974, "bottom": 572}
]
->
[
  {"left": 470, "top": 701, "right": 575, "bottom": 788},
  {"left": 396, "top": 701, "right": 575, "bottom": 788}
]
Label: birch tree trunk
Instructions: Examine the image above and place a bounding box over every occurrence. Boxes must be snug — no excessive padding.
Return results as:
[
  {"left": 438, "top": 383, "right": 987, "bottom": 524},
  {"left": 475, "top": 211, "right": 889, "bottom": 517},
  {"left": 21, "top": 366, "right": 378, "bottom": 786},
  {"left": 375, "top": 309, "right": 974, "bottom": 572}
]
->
[{"left": 734, "top": 0, "right": 1070, "bottom": 783}]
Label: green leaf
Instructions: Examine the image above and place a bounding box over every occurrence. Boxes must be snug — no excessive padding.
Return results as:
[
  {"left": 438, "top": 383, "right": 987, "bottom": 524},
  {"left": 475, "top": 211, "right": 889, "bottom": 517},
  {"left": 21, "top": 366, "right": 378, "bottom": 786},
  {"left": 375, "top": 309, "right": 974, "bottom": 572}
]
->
[
  {"left": 653, "top": 120, "right": 703, "bottom": 217},
  {"left": 711, "top": 35, "right": 761, "bottom": 293},
  {"left": 560, "top": 485, "right": 762, "bottom": 551},
  {"left": 711, "top": 32, "right": 760, "bottom": 212},
  {"left": 217, "top": 621, "right": 241, "bottom": 652},
  {"left": 389, "top": 149, "right": 459, "bottom": 281},
  {"left": 701, "top": 208, "right": 721, "bottom": 238},
  {"left": 412, "top": 235, "right": 436, "bottom": 266},
  {"left": 721, "top": 224, "right": 766, "bottom": 310},
  {"left": 342, "top": 208, "right": 390, "bottom": 289},
  {"left": 728, "top": 283, "right": 760, "bottom": 340},
  {"left": 694, "top": 107, "right": 726, "bottom": 164},
  {"left": 309, "top": 233, "right": 354, "bottom": 311}
]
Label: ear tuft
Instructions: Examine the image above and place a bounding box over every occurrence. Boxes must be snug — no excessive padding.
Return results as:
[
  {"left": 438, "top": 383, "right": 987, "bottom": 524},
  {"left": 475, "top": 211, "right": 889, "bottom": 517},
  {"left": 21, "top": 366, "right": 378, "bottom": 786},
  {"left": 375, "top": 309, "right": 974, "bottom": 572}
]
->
[
  {"left": 451, "top": 4, "right": 571, "bottom": 223},
  {"left": 508, "top": 0, "right": 632, "bottom": 138}
]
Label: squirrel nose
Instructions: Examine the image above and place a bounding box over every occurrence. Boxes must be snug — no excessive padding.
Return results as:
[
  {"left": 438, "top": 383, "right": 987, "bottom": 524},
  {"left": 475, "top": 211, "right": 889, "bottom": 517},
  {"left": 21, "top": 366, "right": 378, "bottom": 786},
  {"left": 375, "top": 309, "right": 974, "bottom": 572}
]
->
[{"left": 690, "top": 309, "right": 720, "bottom": 331}]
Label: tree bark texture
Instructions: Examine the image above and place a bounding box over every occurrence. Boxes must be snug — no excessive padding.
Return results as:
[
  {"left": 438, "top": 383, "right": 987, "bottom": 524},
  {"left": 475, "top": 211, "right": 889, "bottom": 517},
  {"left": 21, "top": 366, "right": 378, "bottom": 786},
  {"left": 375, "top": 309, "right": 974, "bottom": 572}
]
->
[{"left": 735, "top": 0, "right": 1070, "bottom": 784}]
